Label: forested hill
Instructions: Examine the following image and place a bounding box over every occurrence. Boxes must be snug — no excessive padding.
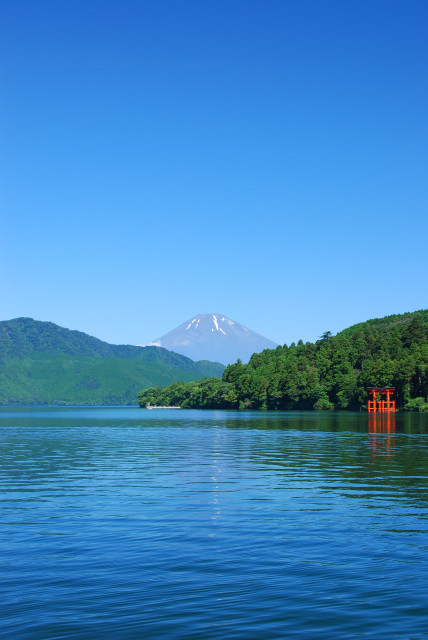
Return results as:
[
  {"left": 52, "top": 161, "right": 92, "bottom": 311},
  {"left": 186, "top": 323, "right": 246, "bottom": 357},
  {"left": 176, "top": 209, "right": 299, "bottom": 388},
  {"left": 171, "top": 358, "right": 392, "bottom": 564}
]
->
[
  {"left": 1, "top": 317, "right": 166, "bottom": 359},
  {"left": 138, "top": 310, "right": 428, "bottom": 411},
  {"left": 0, "top": 318, "right": 224, "bottom": 406}
]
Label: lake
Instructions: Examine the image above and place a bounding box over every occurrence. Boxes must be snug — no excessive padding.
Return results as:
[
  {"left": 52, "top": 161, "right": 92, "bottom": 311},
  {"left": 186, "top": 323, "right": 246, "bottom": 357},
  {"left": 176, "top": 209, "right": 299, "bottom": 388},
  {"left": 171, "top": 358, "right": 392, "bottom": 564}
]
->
[{"left": 1, "top": 407, "right": 428, "bottom": 639}]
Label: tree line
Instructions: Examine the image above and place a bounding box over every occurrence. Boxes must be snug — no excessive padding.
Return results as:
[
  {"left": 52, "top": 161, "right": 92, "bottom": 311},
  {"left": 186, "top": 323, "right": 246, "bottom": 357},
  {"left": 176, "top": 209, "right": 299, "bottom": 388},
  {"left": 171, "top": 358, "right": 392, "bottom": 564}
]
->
[{"left": 137, "top": 311, "right": 428, "bottom": 411}]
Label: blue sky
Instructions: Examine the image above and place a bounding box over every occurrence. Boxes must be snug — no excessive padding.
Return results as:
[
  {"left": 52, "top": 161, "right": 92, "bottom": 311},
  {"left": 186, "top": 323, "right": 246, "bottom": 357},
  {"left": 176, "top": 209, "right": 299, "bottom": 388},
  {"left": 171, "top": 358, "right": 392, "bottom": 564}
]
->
[{"left": 1, "top": 0, "right": 427, "bottom": 347}]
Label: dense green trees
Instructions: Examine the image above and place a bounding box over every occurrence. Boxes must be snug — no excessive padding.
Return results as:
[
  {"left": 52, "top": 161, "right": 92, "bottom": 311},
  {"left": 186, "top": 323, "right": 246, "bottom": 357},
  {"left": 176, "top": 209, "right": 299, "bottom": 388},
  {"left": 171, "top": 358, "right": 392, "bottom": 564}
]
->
[
  {"left": 0, "top": 318, "right": 225, "bottom": 406},
  {"left": 138, "top": 311, "right": 428, "bottom": 411}
]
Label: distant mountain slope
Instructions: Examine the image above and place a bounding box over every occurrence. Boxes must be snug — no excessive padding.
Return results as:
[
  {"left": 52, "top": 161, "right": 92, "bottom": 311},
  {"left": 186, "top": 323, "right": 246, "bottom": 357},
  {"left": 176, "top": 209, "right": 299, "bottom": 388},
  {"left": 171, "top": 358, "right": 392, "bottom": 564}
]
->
[
  {"left": 0, "top": 318, "right": 224, "bottom": 406},
  {"left": 150, "top": 313, "right": 278, "bottom": 365}
]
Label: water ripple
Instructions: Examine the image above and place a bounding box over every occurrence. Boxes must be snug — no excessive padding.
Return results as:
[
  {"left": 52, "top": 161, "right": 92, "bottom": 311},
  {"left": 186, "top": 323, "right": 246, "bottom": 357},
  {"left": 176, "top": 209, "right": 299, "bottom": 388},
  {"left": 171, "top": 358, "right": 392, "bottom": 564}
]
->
[{"left": 0, "top": 408, "right": 428, "bottom": 639}]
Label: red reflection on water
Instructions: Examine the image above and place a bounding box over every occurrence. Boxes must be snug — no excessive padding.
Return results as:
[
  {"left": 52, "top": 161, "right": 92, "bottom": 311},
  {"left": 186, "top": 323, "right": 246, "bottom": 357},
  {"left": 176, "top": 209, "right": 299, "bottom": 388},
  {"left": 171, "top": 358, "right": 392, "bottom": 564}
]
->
[{"left": 368, "top": 413, "right": 395, "bottom": 461}]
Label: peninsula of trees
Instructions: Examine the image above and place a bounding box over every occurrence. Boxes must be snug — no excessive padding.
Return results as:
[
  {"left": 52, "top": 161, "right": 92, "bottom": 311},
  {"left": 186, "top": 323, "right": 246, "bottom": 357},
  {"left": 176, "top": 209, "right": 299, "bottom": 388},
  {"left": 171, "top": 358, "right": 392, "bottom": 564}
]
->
[{"left": 138, "top": 311, "right": 428, "bottom": 411}]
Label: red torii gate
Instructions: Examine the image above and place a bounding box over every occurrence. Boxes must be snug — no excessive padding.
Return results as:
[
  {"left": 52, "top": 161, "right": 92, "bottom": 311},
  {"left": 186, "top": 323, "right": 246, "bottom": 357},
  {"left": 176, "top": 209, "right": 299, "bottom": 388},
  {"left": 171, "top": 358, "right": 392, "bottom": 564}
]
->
[{"left": 367, "top": 387, "right": 395, "bottom": 413}]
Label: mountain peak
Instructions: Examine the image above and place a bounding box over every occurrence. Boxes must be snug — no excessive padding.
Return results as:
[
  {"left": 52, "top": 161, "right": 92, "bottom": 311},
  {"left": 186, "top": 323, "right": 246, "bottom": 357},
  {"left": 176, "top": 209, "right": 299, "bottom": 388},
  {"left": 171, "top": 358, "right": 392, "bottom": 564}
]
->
[{"left": 150, "top": 314, "right": 278, "bottom": 365}]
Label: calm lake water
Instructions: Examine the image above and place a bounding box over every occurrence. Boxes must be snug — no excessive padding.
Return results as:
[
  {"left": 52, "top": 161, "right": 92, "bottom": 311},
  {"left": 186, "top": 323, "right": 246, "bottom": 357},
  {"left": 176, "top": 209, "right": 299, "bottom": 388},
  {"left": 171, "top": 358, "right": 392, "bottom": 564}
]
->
[{"left": 1, "top": 408, "right": 428, "bottom": 640}]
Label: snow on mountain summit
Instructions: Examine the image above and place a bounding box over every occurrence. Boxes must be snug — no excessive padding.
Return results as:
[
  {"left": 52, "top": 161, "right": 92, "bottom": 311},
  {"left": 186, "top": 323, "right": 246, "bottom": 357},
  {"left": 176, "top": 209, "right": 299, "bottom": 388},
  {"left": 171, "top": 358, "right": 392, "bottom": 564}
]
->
[{"left": 149, "top": 314, "right": 278, "bottom": 365}]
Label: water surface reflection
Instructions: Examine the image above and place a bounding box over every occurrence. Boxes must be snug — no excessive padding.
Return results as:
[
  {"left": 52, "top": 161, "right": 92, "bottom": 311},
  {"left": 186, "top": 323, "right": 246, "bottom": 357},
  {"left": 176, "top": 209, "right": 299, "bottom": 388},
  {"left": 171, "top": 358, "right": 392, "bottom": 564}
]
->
[{"left": 0, "top": 408, "right": 427, "bottom": 639}]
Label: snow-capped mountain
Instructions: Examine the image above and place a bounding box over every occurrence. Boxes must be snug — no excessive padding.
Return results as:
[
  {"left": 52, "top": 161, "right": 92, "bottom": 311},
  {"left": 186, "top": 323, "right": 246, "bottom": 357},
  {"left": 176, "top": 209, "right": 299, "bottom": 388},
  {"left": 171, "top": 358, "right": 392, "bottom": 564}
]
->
[{"left": 150, "top": 314, "right": 278, "bottom": 365}]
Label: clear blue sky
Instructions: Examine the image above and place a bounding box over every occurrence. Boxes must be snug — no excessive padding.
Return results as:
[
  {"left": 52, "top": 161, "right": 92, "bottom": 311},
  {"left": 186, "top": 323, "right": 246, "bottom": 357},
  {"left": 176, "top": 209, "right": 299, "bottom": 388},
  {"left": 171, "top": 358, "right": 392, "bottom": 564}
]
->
[{"left": 1, "top": 0, "right": 427, "bottom": 347}]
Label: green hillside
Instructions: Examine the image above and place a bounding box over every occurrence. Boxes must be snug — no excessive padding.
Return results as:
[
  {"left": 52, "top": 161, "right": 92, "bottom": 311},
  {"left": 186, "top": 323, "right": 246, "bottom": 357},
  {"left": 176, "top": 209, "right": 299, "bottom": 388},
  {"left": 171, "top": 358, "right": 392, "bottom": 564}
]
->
[
  {"left": 138, "top": 310, "right": 428, "bottom": 411},
  {"left": 0, "top": 318, "right": 224, "bottom": 405}
]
